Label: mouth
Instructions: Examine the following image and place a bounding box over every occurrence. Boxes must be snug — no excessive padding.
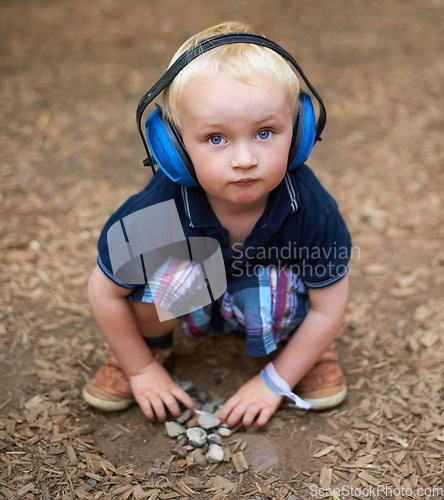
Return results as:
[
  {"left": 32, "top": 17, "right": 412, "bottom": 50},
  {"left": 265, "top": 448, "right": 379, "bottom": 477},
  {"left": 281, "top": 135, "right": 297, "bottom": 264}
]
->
[{"left": 233, "top": 178, "right": 257, "bottom": 186}]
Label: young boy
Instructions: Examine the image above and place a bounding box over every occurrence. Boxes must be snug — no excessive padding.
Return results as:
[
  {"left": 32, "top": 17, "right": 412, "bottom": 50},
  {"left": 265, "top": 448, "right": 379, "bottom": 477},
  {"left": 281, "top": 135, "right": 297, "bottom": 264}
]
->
[{"left": 83, "top": 22, "right": 352, "bottom": 428}]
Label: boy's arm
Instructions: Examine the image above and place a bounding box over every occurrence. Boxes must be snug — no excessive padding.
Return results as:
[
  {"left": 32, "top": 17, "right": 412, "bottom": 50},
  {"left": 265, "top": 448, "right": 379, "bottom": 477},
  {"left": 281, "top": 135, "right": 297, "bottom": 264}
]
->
[
  {"left": 272, "top": 274, "right": 349, "bottom": 389},
  {"left": 88, "top": 265, "right": 195, "bottom": 420},
  {"left": 219, "top": 275, "right": 349, "bottom": 428}
]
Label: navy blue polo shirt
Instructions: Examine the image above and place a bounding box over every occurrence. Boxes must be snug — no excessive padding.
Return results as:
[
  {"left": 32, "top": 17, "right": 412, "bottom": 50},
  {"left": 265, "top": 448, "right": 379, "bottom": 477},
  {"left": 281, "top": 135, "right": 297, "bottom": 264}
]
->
[{"left": 97, "top": 165, "right": 352, "bottom": 290}]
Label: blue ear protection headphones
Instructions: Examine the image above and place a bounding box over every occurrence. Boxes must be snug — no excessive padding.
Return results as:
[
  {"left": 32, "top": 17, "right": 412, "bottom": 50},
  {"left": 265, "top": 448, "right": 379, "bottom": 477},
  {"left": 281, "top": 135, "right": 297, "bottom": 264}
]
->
[{"left": 136, "top": 33, "right": 327, "bottom": 188}]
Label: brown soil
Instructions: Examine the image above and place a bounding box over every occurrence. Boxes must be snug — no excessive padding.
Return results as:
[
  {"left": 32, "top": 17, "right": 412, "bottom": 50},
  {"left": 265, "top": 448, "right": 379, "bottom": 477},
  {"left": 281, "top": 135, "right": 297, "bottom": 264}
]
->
[{"left": 1, "top": 0, "right": 443, "bottom": 498}]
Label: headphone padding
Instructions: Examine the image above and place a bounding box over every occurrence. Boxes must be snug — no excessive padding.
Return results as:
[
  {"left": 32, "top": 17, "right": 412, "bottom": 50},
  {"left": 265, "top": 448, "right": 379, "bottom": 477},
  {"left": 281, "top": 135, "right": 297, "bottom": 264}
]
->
[
  {"left": 288, "top": 91, "right": 317, "bottom": 170},
  {"left": 145, "top": 108, "right": 198, "bottom": 187}
]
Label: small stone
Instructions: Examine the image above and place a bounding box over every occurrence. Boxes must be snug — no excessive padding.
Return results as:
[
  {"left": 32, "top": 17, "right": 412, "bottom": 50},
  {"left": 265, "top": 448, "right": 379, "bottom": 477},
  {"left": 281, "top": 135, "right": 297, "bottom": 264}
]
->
[
  {"left": 186, "top": 427, "right": 208, "bottom": 447},
  {"left": 217, "top": 426, "right": 232, "bottom": 437},
  {"left": 196, "top": 453, "right": 208, "bottom": 467},
  {"left": 213, "top": 397, "right": 226, "bottom": 408},
  {"left": 171, "top": 436, "right": 188, "bottom": 455},
  {"left": 187, "top": 448, "right": 208, "bottom": 466},
  {"left": 198, "top": 412, "right": 221, "bottom": 429},
  {"left": 197, "top": 389, "right": 210, "bottom": 403},
  {"left": 165, "top": 421, "right": 186, "bottom": 438},
  {"left": 186, "top": 413, "right": 201, "bottom": 428},
  {"left": 207, "top": 433, "right": 222, "bottom": 445},
  {"left": 206, "top": 444, "right": 224, "bottom": 463},
  {"left": 176, "top": 380, "right": 195, "bottom": 392},
  {"left": 176, "top": 446, "right": 189, "bottom": 459},
  {"left": 201, "top": 397, "right": 225, "bottom": 413},
  {"left": 176, "top": 408, "right": 194, "bottom": 425},
  {"left": 201, "top": 402, "right": 216, "bottom": 413},
  {"left": 186, "top": 448, "right": 198, "bottom": 465}
]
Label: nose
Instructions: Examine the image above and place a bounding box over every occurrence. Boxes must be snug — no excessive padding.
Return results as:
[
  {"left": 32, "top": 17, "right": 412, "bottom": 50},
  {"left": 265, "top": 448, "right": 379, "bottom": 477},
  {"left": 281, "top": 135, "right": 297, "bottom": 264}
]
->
[{"left": 231, "top": 141, "right": 258, "bottom": 169}]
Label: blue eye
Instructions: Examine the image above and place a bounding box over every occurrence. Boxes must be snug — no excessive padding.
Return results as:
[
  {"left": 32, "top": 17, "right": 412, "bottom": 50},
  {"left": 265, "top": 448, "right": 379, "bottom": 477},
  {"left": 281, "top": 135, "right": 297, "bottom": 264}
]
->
[
  {"left": 257, "top": 130, "right": 272, "bottom": 140},
  {"left": 209, "top": 136, "right": 224, "bottom": 145}
]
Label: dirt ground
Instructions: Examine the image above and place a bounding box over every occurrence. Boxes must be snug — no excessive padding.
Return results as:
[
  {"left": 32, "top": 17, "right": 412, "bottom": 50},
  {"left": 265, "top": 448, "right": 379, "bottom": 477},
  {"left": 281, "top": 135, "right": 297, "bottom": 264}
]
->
[{"left": 1, "top": 0, "right": 443, "bottom": 498}]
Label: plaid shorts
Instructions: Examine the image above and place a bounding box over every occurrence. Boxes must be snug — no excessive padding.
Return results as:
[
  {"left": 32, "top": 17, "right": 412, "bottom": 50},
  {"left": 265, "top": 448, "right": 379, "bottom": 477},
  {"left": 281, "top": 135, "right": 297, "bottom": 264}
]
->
[{"left": 130, "top": 265, "right": 310, "bottom": 357}]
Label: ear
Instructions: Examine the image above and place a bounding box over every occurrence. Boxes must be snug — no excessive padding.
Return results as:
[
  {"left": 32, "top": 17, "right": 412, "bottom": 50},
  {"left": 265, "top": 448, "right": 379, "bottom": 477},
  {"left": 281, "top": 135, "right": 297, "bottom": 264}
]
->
[
  {"left": 288, "top": 91, "right": 317, "bottom": 170},
  {"left": 145, "top": 105, "right": 198, "bottom": 187}
]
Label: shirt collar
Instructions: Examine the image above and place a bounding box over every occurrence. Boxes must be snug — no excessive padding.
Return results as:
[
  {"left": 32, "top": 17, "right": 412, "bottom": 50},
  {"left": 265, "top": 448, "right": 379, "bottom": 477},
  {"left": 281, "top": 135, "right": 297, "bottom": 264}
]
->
[
  {"left": 181, "top": 185, "right": 220, "bottom": 228},
  {"left": 263, "top": 173, "right": 299, "bottom": 233},
  {"left": 181, "top": 172, "right": 299, "bottom": 232}
]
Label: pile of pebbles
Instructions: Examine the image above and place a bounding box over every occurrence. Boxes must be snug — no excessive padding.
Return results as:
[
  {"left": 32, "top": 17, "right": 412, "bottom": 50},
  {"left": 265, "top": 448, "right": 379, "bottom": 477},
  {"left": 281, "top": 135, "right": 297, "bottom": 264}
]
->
[
  {"left": 165, "top": 410, "right": 232, "bottom": 466},
  {"left": 165, "top": 379, "right": 235, "bottom": 467}
]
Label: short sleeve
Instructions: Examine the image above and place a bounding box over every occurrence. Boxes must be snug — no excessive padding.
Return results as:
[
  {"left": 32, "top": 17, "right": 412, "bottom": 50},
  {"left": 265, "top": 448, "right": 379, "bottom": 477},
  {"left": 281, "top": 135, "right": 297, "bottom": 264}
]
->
[
  {"left": 298, "top": 205, "right": 352, "bottom": 288},
  {"left": 282, "top": 166, "right": 352, "bottom": 289},
  {"left": 95, "top": 171, "right": 182, "bottom": 289}
]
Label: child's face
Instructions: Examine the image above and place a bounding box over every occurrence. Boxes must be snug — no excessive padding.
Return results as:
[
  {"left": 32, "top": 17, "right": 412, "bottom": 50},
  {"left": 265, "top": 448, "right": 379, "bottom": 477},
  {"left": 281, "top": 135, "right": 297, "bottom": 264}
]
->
[{"left": 178, "top": 72, "right": 294, "bottom": 211}]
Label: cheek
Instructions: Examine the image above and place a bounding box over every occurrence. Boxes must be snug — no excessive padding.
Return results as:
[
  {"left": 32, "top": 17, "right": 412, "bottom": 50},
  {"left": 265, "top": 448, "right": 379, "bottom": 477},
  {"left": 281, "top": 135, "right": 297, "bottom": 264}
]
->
[
  {"left": 187, "top": 147, "right": 226, "bottom": 179},
  {"left": 268, "top": 149, "right": 291, "bottom": 174},
  {"left": 191, "top": 154, "right": 220, "bottom": 186}
]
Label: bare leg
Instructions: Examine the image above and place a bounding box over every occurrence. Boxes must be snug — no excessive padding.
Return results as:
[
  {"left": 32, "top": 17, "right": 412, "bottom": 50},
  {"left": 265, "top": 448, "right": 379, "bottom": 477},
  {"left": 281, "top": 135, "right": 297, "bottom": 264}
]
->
[
  {"left": 129, "top": 301, "right": 180, "bottom": 338},
  {"left": 83, "top": 302, "right": 181, "bottom": 411}
]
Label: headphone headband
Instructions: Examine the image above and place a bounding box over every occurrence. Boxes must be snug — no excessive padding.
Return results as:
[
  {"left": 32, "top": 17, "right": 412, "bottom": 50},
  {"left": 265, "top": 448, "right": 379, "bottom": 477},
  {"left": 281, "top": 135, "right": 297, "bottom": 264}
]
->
[{"left": 136, "top": 32, "right": 327, "bottom": 170}]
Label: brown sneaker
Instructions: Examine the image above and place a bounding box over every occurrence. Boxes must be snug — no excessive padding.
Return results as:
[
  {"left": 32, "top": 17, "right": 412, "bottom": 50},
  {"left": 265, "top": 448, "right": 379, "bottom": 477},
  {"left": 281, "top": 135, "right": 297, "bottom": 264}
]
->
[
  {"left": 294, "top": 347, "right": 347, "bottom": 410},
  {"left": 82, "top": 348, "right": 173, "bottom": 412}
]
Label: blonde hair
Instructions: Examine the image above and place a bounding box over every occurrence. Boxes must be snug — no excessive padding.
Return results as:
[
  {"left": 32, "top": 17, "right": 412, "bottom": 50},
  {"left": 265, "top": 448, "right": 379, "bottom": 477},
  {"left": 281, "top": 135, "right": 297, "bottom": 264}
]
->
[{"left": 162, "top": 22, "right": 300, "bottom": 128}]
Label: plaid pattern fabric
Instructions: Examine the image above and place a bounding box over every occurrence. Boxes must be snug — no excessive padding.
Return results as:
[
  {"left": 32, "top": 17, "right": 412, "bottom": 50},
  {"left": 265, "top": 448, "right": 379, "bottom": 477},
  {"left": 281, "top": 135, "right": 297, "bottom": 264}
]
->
[{"left": 132, "top": 265, "right": 309, "bottom": 357}]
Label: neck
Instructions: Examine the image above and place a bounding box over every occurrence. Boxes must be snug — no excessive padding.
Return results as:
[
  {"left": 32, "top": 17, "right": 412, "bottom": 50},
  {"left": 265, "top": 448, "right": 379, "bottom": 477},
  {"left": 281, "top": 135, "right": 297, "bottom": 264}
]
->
[
  {"left": 206, "top": 194, "right": 269, "bottom": 248},
  {"left": 206, "top": 193, "right": 269, "bottom": 219}
]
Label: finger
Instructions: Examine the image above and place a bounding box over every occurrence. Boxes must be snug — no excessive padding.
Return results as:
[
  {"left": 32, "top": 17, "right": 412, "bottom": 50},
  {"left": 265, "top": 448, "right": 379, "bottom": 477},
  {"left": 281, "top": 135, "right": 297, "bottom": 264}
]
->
[
  {"left": 150, "top": 394, "right": 168, "bottom": 422},
  {"left": 218, "top": 396, "right": 239, "bottom": 423},
  {"left": 161, "top": 392, "right": 182, "bottom": 418},
  {"left": 172, "top": 386, "right": 196, "bottom": 412},
  {"left": 225, "top": 402, "right": 249, "bottom": 428},
  {"left": 242, "top": 404, "right": 262, "bottom": 428},
  {"left": 138, "top": 396, "right": 156, "bottom": 422},
  {"left": 254, "top": 406, "right": 274, "bottom": 428}
]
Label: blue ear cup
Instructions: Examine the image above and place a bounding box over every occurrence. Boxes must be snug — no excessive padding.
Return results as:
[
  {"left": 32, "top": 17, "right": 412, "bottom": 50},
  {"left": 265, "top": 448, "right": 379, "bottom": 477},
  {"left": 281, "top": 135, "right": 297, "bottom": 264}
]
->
[
  {"left": 145, "top": 105, "right": 198, "bottom": 187},
  {"left": 288, "top": 91, "right": 317, "bottom": 170}
]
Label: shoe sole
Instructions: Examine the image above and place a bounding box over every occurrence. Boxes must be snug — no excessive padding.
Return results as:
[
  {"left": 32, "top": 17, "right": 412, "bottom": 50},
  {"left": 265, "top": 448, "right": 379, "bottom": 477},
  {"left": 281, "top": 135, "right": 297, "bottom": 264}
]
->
[
  {"left": 82, "top": 387, "right": 134, "bottom": 412},
  {"left": 299, "top": 385, "right": 347, "bottom": 410}
]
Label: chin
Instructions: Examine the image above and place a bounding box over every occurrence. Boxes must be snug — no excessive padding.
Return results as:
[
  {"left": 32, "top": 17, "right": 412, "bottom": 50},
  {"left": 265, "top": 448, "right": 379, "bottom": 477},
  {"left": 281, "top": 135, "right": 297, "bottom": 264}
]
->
[{"left": 233, "top": 191, "right": 268, "bottom": 206}]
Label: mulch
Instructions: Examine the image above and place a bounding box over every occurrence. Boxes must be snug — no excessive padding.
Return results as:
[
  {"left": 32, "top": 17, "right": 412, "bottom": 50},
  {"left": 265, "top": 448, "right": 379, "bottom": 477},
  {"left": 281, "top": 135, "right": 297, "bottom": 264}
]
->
[{"left": 1, "top": 0, "right": 443, "bottom": 498}]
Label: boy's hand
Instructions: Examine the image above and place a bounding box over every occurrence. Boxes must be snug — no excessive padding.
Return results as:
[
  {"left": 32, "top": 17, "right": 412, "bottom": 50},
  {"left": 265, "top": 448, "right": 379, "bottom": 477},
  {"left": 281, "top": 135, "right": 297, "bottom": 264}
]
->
[
  {"left": 128, "top": 360, "right": 195, "bottom": 422},
  {"left": 219, "top": 374, "right": 282, "bottom": 428}
]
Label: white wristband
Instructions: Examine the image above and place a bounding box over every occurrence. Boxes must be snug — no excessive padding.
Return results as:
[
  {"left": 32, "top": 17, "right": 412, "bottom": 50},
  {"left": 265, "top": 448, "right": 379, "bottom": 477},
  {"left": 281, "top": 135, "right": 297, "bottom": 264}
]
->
[{"left": 260, "top": 362, "right": 317, "bottom": 410}]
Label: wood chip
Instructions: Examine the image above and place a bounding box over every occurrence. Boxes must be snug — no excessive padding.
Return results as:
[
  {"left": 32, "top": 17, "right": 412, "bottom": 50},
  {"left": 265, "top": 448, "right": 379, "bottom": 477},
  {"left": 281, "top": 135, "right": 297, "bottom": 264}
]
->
[
  {"left": 158, "top": 492, "right": 181, "bottom": 499},
  {"left": 16, "top": 483, "right": 38, "bottom": 497},
  {"left": 418, "top": 331, "right": 439, "bottom": 348},
  {"left": 343, "top": 431, "right": 359, "bottom": 451},
  {"left": 358, "top": 471, "right": 381, "bottom": 486},
  {"left": 231, "top": 451, "right": 249, "bottom": 473},
  {"left": 313, "top": 445, "right": 335, "bottom": 458},
  {"left": 394, "top": 450, "right": 407, "bottom": 464},
  {"left": 316, "top": 434, "right": 339, "bottom": 446},
  {"left": 319, "top": 467, "right": 333, "bottom": 489},
  {"left": 1, "top": 2, "right": 444, "bottom": 499},
  {"left": 209, "top": 476, "right": 237, "bottom": 495},
  {"left": 386, "top": 434, "right": 409, "bottom": 448},
  {"left": 66, "top": 444, "right": 78, "bottom": 466}
]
